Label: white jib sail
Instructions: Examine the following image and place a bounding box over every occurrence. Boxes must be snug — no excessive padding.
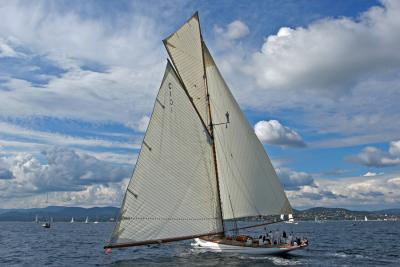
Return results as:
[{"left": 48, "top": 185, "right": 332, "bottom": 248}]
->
[
  {"left": 203, "top": 44, "right": 292, "bottom": 220},
  {"left": 109, "top": 62, "right": 223, "bottom": 246},
  {"left": 163, "top": 13, "right": 209, "bottom": 126}
]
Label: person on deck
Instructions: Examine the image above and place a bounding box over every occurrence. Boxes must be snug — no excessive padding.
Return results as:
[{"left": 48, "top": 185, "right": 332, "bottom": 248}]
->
[
  {"left": 267, "top": 231, "right": 273, "bottom": 245},
  {"left": 288, "top": 232, "right": 293, "bottom": 245},
  {"left": 274, "top": 229, "right": 280, "bottom": 245},
  {"left": 246, "top": 238, "right": 252, "bottom": 246},
  {"left": 282, "top": 231, "right": 287, "bottom": 243}
]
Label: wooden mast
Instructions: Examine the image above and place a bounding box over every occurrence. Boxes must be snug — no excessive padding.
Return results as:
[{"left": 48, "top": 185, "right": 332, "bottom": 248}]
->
[{"left": 197, "top": 13, "right": 225, "bottom": 236}]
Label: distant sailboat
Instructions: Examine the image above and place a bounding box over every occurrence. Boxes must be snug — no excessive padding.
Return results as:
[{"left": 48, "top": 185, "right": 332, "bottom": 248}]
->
[
  {"left": 104, "top": 12, "right": 308, "bottom": 255},
  {"left": 285, "top": 214, "right": 298, "bottom": 224},
  {"left": 85, "top": 217, "right": 89, "bottom": 224},
  {"left": 280, "top": 214, "right": 285, "bottom": 221},
  {"left": 35, "top": 215, "right": 39, "bottom": 223},
  {"left": 70, "top": 217, "right": 74, "bottom": 223},
  {"left": 364, "top": 216, "right": 368, "bottom": 221},
  {"left": 42, "top": 222, "right": 50, "bottom": 228},
  {"left": 42, "top": 193, "right": 51, "bottom": 228},
  {"left": 93, "top": 217, "right": 99, "bottom": 224}
]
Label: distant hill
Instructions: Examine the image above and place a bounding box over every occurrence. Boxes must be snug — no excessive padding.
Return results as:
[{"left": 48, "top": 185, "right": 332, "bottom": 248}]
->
[
  {"left": 0, "top": 206, "right": 398, "bottom": 222},
  {"left": 293, "top": 207, "right": 400, "bottom": 220},
  {"left": 0, "top": 206, "right": 119, "bottom": 222},
  {"left": 370, "top": 208, "right": 400, "bottom": 215}
]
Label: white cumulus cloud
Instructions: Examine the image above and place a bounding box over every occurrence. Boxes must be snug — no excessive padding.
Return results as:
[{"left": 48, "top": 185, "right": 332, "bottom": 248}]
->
[
  {"left": 248, "top": 0, "right": 400, "bottom": 93},
  {"left": 213, "top": 20, "right": 250, "bottom": 51},
  {"left": 276, "top": 167, "right": 315, "bottom": 190},
  {"left": 389, "top": 140, "right": 400, "bottom": 157},
  {"left": 348, "top": 140, "right": 400, "bottom": 167},
  {"left": 0, "top": 147, "right": 130, "bottom": 200},
  {"left": 254, "top": 120, "right": 306, "bottom": 147},
  {"left": 287, "top": 172, "right": 400, "bottom": 210},
  {"left": 215, "top": 20, "right": 250, "bottom": 41}
]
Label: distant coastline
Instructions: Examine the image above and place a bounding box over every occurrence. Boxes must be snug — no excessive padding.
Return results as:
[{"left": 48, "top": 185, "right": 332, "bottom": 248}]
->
[
  {"left": 0, "top": 206, "right": 119, "bottom": 222},
  {"left": 0, "top": 206, "right": 399, "bottom": 222}
]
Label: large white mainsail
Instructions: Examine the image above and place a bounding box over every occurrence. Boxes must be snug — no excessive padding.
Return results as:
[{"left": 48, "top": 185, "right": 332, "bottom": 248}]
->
[
  {"left": 163, "top": 12, "right": 209, "bottom": 126},
  {"left": 108, "top": 62, "right": 223, "bottom": 248},
  {"left": 203, "top": 44, "right": 292, "bottom": 219}
]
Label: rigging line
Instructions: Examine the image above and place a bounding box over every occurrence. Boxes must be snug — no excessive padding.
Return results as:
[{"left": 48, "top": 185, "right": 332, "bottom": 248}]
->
[{"left": 226, "top": 219, "right": 284, "bottom": 232}]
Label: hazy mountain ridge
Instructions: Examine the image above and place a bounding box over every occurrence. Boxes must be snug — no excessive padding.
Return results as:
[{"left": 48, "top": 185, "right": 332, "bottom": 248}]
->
[
  {"left": 0, "top": 206, "right": 119, "bottom": 222},
  {"left": 0, "top": 206, "right": 399, "bottom": 221},
  {"left": 293, "top": 207, "right": 400, "bottom": 220}
]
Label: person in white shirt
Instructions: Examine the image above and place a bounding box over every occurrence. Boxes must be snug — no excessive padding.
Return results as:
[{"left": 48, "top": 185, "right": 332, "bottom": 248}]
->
[
  {"left": 288, "top": 233, "right": 293, "bottom": 245},
  {"left": 274, "top": 229, "right": 280, "bottom": 245},
  {"left": 246, "top": 238, "right": 252, "bottom": 246}
]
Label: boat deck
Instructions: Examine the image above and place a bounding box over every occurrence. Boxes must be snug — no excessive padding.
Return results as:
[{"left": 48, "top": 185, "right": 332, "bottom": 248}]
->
[{"left": 200, "top": 235, "right": 307, "bottom": 249}]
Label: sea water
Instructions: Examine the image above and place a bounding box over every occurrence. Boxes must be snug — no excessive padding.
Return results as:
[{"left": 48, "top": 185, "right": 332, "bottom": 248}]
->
[{"left": 0, "top": 220, "right": 399, "bottom": 266}]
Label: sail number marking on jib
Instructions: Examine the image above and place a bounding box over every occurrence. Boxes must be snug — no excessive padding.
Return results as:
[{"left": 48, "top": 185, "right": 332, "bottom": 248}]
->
[{"left": 168, "top": 82, "right": 173, "bottom": 112}]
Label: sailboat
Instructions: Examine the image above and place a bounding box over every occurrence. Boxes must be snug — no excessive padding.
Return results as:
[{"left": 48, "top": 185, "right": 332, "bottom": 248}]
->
[
  {"left": 104, "top": 12, "right": 308, "bottom": 255},
  {"left": 41, "top": 193, "right": 51, "bottom": 228},
  {"left": 85, "top": 217, "right": 89, "bottom": 224},
  {"left": 285, "top": 214, "right": 298, "bottom": 224},
  {"left": 314, "top": 216, "right": 323, "bottom": 223},
  {"left": 364, "top": 216, "right": 368, "bottom": 221},
  {"left": 35, "top": 215, "right": 39, "bottom": 223},
  {"left": 70, "top": 217, "right": 74, "bottom": 223}
]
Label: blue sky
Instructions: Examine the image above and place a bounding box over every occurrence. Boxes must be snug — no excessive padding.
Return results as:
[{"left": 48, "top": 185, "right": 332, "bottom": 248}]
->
[{"left": 0, "top": 0, "right": 399, "bottom": 210}]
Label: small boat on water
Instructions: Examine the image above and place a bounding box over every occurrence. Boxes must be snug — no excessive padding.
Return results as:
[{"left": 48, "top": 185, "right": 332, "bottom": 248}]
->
[
  {"left": 42, "top": 193, "right": 51, "bottom": 228},
  {"left": 314, "top": 216, "right": 324, "bottom": 223},
  {"left": 285, "top": 214, "right": 298, "bottom": 224},
  {"left": 70, "top": 217, "right": 74, "bottom": 223},
  {"left": 85, "top": 217, "right": 89, "bottom": 224},
  {"left": 364, "top": 216, "right": 368, "bottom": 221},
  {"left": 103, "top": 12, "right": 308, "bottom": 255}
]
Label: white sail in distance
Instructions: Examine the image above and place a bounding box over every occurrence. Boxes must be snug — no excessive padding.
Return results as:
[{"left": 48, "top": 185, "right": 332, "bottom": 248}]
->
[
  {"left": 203, "top": 44, "right": 292, "bottom": 219},
  {"left": 108, "top": 62, "right": 223, "bottom": 248},
  {"left": 163, "top": 13, "right": 209, "bottom": 127}
]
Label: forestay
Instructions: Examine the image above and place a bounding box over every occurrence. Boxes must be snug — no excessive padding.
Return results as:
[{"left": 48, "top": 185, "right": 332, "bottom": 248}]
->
[
  {"left": 163, "top": 13, "right": 209, "bottom": 127},
  {"left": 203, "top": 44, "right": 292, "bottom": 220},
  {"left": 108, "top": 62, "right": 223, "bottom": 247}
]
